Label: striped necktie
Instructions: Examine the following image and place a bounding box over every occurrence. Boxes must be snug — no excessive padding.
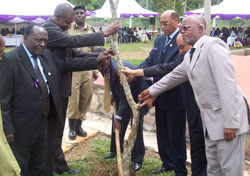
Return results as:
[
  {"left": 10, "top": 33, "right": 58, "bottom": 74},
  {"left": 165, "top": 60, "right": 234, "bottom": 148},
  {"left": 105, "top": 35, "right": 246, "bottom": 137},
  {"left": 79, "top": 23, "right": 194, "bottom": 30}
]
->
[{"left": 163, "top": 36, "right": 171, "bottom": 54}]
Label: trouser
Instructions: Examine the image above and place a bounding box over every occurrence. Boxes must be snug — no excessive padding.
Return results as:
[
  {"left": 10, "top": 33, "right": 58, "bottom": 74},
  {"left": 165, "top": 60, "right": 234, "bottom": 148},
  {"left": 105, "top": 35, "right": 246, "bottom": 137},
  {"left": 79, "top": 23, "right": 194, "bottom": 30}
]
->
[
  {"left": 205, "top": 133, "right": 246, "bottom": 176},
  {"left": 53, "top": 97, "right": 69, "bottom": 172},
  {"left": 110, "top": 111, "right": 145, "bottom": 164},
  {"left": 11, "top": 118, "right": 47, "bottom": 176},
  {"left": 67, "top": 71, "right": 93, "bottom": 120},
  {"left": 155, "top": 107, "right": 187, "bottom": 176},
  {"left": 185, "top": 82, "right": 207, "bottom": 176}
]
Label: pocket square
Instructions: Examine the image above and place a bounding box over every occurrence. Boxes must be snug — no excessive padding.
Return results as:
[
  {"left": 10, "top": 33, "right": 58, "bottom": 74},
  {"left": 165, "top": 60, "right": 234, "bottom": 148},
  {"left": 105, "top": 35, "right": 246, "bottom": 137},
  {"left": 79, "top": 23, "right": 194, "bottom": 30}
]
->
[{"left": 153, "top": 47, "right": 158, "bottom": 50}]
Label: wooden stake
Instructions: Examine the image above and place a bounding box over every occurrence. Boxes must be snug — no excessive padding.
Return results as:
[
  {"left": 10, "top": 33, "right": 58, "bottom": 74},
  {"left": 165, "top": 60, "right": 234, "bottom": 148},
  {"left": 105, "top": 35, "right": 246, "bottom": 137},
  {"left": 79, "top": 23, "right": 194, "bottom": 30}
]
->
[{"left": 113, "top": 102, "right": 123, "bottom": 176}]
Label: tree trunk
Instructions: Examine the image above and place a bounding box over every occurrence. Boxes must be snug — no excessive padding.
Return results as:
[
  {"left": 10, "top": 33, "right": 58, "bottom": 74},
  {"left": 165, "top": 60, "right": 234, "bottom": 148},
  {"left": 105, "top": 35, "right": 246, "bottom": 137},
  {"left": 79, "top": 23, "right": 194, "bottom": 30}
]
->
[
  {"left": 109, "top": 0, "right": 141, "bottom": 175},
  {"left": 204, "top": 0, "right": 211, "bottom": 35}
]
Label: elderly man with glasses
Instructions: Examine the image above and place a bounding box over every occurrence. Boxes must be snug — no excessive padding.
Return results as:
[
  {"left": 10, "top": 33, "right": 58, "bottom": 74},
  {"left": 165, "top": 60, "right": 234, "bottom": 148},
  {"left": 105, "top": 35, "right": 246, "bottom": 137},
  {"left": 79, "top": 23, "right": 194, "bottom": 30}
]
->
[{"left": 134, "top": 10, "right": 187, "bottom": 175}]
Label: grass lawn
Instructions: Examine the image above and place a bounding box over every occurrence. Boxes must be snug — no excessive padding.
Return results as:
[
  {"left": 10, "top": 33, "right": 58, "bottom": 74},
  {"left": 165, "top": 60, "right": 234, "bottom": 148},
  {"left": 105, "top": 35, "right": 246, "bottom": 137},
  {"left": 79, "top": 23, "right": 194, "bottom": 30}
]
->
[{"left": 56, "top": 134, "right": 177, "bottom": 176}]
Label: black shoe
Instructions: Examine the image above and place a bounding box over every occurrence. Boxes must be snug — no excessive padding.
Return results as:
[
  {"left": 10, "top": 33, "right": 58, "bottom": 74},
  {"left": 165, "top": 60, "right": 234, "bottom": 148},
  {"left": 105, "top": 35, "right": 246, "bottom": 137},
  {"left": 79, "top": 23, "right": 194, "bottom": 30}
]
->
[
  {"left": 104, "top": 152, "right": 116, "bottom": 159},
  {"left": 76, "top": 127, "right": 87, "bottom": 137},
  {"left": 152, "top": 166, "right": 173, "bottom": 174},
  {"left": 132, "top": 163, "right": 142, "bottom": 172},
  {"left": 68, "top": 129, "right": 76, "bottom": 140},
  {"left": 67, "top": 169, "right": 81, "bottom": 174}
]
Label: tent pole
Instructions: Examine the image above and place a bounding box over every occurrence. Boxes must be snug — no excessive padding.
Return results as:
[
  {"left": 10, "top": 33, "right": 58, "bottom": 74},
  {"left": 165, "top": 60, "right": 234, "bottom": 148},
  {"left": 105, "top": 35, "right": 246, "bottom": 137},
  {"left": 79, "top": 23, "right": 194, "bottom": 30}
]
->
[{"left": 15, "top": 23, "right": 17, "bottom": 48}]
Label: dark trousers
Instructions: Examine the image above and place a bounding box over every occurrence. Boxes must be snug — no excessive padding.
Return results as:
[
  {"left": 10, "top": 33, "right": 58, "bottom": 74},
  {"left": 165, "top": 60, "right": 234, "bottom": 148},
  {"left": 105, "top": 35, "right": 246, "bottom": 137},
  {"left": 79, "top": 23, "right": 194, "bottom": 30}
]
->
[
  {"left": 11, "top": 118, "right": 47, "bottom": 176},
  {"left": 53, "top": 97, "right": 69, "bottom": 172},
  {"left": 155, "top": 107, "right": 187, "bottom": 176},
  {"left": 110, "top": 110, "right": 145, "bottom": 164},
  {"left": 185, "top": 82, "right": 207, "bottom": 176},
  {"left": 45, "top": 103, "right": 61, "bottom": 176}
]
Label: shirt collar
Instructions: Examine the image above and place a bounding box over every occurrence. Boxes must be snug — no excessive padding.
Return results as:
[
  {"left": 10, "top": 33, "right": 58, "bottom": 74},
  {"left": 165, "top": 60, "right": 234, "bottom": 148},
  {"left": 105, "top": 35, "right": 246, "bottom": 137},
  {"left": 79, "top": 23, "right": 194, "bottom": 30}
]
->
[
  {"left": 167, "top": 28, "right": 179, "bottom": 40},
  {"left": 23, "top": 44, "right": 33, "bottom": 58},
  {"left": 73, "top": 22, "right": 89, "bottom": 30}
]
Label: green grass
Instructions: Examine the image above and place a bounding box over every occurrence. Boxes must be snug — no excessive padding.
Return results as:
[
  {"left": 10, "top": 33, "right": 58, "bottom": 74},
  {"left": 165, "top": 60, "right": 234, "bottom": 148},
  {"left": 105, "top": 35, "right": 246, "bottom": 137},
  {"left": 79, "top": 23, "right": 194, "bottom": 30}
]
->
[
  {"left": 104, "top": 41, "right": 154, "bottom": 52},
  {"left": 54, "top": 136, "right": 174, "bottom": 176},
  {"left": 125, "top": 58, "right": 144, "bottom": 66}
]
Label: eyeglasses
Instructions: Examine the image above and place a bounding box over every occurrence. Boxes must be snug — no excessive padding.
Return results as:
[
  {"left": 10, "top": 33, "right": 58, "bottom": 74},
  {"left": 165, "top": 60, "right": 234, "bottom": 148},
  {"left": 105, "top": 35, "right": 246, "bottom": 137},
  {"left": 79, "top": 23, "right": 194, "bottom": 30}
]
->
[
  {"left": 160, "top": 19, "right": 175, "bottom": 27},
  {"left": 180, "top": 24, "right": 200, "bottom": 32}
]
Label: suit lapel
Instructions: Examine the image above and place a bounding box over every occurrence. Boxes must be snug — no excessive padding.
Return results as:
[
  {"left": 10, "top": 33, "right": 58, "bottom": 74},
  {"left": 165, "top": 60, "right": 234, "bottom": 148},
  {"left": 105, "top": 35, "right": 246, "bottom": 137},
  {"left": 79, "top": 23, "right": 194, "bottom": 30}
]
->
[
  {"left": 18, "top": 45, "right": 37, "bottom": 81},
  {"left": 158, "top": 36, "right": 166, "bottom": 63},
  {"left": 39, "top": 54, "right": 52, "bottom": 86},
  {"left": 189, "top": 36, "right": 207, "bottom": 73},
  {"left": 160, "top": 31, "right": 179, "bottom": 63}
]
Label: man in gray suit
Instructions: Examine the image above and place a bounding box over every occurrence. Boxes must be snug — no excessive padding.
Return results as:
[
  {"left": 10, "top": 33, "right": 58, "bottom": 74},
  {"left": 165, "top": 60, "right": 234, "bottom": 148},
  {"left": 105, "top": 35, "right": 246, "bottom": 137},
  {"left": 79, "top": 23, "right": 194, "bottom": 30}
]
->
[{"left": 139, "top": 15, "right": 249, "bottom": 176}]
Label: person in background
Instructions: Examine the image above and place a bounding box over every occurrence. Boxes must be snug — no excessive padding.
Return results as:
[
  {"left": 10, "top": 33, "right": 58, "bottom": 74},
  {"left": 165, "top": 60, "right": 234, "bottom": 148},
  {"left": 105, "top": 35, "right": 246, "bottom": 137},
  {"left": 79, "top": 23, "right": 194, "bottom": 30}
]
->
[{"left": 67, "top": 5, "right": 99, "bottom": 140}]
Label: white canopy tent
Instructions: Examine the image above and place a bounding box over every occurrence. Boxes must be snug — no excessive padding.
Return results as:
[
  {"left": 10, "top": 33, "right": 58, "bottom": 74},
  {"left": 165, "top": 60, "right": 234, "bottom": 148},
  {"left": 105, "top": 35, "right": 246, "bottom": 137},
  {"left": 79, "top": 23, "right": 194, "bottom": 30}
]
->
[
  {"left": 93, "top": 0, "right": 159, "bottom": 28},
  {"left": 185, "top": 0, "right": 250, "bottom": 20},
  {"left": 0, "top": 0, "right": 76, "bottom": 24}
]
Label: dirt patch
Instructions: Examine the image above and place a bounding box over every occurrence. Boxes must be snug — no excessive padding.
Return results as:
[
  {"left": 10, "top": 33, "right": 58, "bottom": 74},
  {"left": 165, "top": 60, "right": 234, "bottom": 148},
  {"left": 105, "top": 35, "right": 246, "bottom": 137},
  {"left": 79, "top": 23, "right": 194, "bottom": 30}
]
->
[{"left": 64, "top": 133, "right": 163, "bottom": 176}]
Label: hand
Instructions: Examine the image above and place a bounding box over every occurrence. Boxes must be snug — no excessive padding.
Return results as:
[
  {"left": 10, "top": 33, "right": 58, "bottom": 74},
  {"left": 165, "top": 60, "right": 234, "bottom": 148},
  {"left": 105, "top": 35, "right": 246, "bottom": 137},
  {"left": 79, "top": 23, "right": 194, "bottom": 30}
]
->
[
  {"left": 106, "top": 47, "right": 115, "bottom": 56},
  {"left": 224, "top": 128, "right": 236, "bottom": 142},
  {"left": 103, "top": 20, "right": 120, "bottom": 36},
  {"left": 6, "top": 134, "right": 14, "bottom": 144},
  {"left": 93, "top": 70, "right": 99, "bottom": 81},
  {"left": 97, "top": 51, "right": 111, "bottom": 75},
  {"left": 139, "top": 96, "right": 156, "bottom": 109},
  {"left": 121, "top": 67, "right": 135, "bottom": 82},
  {"left": 113, "top": 118, "right": 121, "bottom": 133},
  {"left": 138, "top": 89, "right": 152, "bottom": 101}
]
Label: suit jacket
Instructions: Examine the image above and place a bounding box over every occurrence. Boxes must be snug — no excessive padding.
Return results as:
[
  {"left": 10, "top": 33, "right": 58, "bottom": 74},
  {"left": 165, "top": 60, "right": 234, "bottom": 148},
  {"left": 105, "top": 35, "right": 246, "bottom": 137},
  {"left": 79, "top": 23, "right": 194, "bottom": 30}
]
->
[
  {"left": 0, "top": 45, "right": 99, "bottom": 145},
  {"left": 42, "top": 18, "right": 105, "bottom": 97},
  {"left": 109, "top": 59, "right": 150, "bottom": 117},
  {"left": 137, "top": 33, "right": 186, "bottom": 110},
  {"left": 149, "top": 36, "right": 249, "bottom": 140},
  {"left": 143, "top": 53, "right": 184, "bottom": 77}
]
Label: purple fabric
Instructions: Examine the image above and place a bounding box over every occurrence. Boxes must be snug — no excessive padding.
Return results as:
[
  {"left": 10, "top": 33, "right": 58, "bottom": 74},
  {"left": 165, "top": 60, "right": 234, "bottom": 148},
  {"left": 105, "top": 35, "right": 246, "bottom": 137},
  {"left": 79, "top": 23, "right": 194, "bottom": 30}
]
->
[
  {"left": 0, "top": 15, "right": 16, "bottom": 21},
  {"left": 184, "top": 12, "right": 250, "bottom": 20},
  {"left": 0, "top": 11, "right": 95, "bottom": 23},
  {"left": 120, "top": 13, "right": 160, "bottom": 18}
]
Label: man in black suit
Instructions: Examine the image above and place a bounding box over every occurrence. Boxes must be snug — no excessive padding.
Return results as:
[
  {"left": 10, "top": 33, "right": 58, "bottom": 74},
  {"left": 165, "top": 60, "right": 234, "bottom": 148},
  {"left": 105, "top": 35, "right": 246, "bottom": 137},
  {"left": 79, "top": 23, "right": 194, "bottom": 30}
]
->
[
  {"left": 103, "top": 59, "right": 150, "bottom": 172},
  {"left": 0, "top": 24, "right": 111, "bottom": 176},
  {"left": 135, "top": 10, "right": 187, "bottom": 175},
  {"left": 42, "top": 3, "right": 120, "bottom": 174},
  {"left": 122, "top": 34, "right": 207, "bottom": 176}
]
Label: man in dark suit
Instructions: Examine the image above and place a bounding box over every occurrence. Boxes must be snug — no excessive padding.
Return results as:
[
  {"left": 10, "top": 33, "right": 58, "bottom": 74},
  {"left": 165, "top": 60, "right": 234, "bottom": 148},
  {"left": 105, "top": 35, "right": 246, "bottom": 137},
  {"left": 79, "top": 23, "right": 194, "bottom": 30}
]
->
[
  {"left": 122, "top": 34, "right": 207, "bottom": 176},
  {"left": 104, "top": 59, "right": 150, "bottom": 172},
  {"left": 42, "top": 3, "right": 120, "bottom": 174},
  {"left": 0, "top": 24, "right": 111, "bottom": 176},
  {"left": 136, "top": 10, "right": 187, "bottom": 175}
]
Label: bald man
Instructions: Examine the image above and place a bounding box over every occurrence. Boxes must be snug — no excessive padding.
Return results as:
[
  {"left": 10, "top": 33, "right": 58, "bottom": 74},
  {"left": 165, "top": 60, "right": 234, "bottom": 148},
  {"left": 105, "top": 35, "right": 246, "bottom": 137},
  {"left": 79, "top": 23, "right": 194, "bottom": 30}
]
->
[
  {"left": 42, "top": 3, "right": 119, "bottom": 175},
  {"left": 122, "top": 34, "right": 207, "bottom": 175},
  {"left": 134, "top": 10, "right": 187, "bottom": 175},
  {"left": 139, "top": 15, "right": 249, "bottom": 176}
]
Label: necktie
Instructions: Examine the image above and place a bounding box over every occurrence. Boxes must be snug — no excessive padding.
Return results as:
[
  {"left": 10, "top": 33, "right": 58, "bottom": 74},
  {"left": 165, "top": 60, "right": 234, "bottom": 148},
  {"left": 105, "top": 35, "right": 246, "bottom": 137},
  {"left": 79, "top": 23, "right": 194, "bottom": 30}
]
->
[
  {"left": 33, "top": 56, "right": 50, "bottom": 117},
  {"left": 163, "top": 36, "right": 171, "bottom": 54},
  {"left": 189, "top": 48, "right": 196, "bottom": 62},
  {"left": 104, "top": 74, "right": 111, "bottom": 113}
]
